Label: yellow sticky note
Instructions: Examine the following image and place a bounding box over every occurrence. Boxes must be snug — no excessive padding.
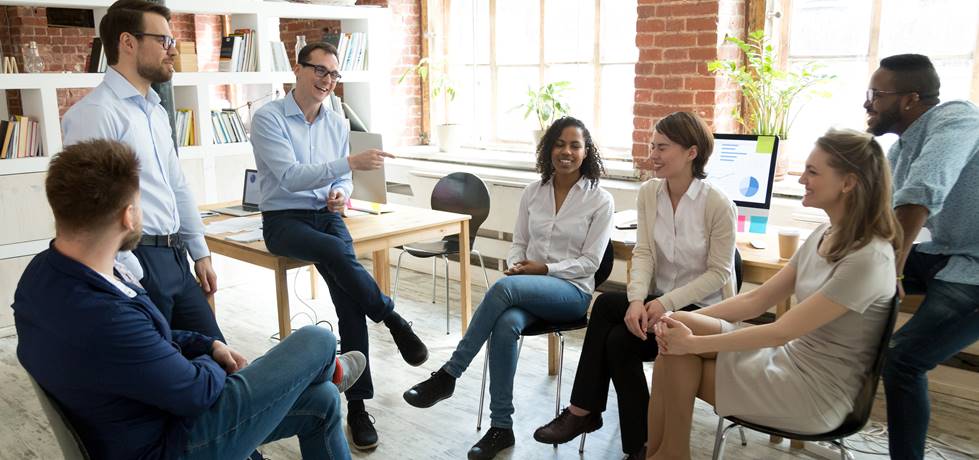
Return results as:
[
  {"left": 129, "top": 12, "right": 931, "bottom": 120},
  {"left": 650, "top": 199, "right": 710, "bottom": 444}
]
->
[
  {"left": 756, "top": 136, "right": 776, "bottom": 154},
  {"left": 370, "top": 202, "right": 381, "bottom": 213}
]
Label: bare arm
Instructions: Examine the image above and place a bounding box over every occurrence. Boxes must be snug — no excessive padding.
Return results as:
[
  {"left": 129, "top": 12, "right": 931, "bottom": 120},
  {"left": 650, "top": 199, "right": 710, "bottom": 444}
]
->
[
  {"left": 894, "top": 204, "right": 928, "bottom": 273},
  {"left": 693, "top": 263, "right": 797, "bottom": 323}
]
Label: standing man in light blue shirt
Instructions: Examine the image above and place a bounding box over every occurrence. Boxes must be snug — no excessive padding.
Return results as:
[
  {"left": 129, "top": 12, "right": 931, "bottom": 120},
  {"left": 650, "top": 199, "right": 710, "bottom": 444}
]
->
[
  {"left": 250, "top": 42, "right": 429, "bottom": 451},
  {"left": 62, "top": 0, "right": 222, "bottom": 341},
  {"left": 865, "top": 54, "right": 979, "bottom": 460}
]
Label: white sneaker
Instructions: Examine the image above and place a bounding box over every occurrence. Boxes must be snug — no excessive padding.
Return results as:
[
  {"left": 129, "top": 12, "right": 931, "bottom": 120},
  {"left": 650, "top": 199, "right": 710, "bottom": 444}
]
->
[{"left": 335, "top": 351, "right": 366, "bottom": 393}]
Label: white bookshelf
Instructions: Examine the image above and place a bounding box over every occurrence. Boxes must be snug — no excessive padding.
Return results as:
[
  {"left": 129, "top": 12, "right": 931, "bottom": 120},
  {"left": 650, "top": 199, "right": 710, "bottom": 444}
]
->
[{"left": 0, "top": 0, "right": 391, "bottom": 319}]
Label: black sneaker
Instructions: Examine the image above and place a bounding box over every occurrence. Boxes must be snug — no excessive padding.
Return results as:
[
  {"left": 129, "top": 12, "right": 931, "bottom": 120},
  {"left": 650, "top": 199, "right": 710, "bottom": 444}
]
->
[
  {"left": 467, "top": 427, "right": 515, "bottom": 460},
  {"left": 403, "top": 368, "right": 456, "bottom": 408},
  {"left": 389, "top": 320, "right": 429, "bottom": 366},
  {"left": 347, "top": 410, "right": 378, "bottom": 450}
]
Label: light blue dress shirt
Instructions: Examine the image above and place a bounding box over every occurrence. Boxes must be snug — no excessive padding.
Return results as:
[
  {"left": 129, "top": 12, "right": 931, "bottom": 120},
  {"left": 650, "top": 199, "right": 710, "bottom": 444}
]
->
[
  {"left": 249, "top": 90, "right": 352, "bottom": 211},
  {"left": 62, "top": 67, "right": 209, "bottom": 279},
  {"left": 889, "top": 100, "right": 979, "bottom": 285}
]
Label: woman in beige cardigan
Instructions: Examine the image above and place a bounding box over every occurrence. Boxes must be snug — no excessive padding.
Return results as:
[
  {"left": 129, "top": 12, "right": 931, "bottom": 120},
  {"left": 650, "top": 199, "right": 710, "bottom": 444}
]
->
[{"left": 534, "top": 112, "right": 737, "bottom": 459}]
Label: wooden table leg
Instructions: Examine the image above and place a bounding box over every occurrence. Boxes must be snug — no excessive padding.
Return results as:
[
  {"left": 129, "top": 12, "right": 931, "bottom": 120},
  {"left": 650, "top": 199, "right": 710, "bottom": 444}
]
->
[
  {"left": 547, "top": 335, "right": 559, "bottom": 375},
  {"left": 790, "top": 439, "right": 805, "bottom": 449},
  {"left": 372, "top": 248, "right": 390, "bottom": 295},
  {"left": 275, "top": 266, "right": 291, "bottom": 340},
  {"left": 309, "top": 266, "right": 318, "bottom": 299},
  {"left": 458, "top": 221, "right": 472, "bottom": 332}
]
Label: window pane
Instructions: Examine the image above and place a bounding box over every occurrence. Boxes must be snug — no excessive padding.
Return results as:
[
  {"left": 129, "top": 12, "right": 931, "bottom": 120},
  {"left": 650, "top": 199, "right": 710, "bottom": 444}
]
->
[
  {"left": 544, "top": 0, "right": 594, "bottom": 63},
  {"left": 448, "top": 0, "right": 490, "bottom": 65},
  {"left": 789, "top": 0, "right": 872, "bottom": 57},
  {"left": 599, "top": 64, "right": 635, "bottom": 151},
  {"left": 454, "top": 65, "right": 491, "bottom": 143},
  {"left": 932, "top": 58, "right": 975, "bottom": 102},
  {"left": 545, "top": 64, "right": 595, "bottom": 128},
  {"left": 496, "top": 0, "right": 540, "bottom": 65},
  {"left": 495, "top": 66, "right": 540, "bottom": 142},
  {"left": 600, "top": 0, "right": 639, "bottom": 63},
  {"left": 878, "top": 0, "right": 979, "bottom": 57}
]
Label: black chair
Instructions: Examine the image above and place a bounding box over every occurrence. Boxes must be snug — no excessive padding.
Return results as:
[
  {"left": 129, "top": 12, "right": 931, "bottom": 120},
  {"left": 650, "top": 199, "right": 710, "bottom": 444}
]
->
[
  {"left": 475, "top": 240, "right": 615, "bottom": 453},
  {"left": 27, "top": 373, "right": 90, "bottom": 460},
  {"left": 711, "top": 294, "right": 901, "bottom": 460},
  {"left": 392, "top": 172, "right": 492, "bottom": 334}
]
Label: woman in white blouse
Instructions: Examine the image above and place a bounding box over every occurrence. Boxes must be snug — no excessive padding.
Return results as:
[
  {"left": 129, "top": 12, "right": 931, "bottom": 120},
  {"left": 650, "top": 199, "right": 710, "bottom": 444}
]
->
[
  {"left": 533, "top": 111, "right": 736, "bottom": 460},
  {"left": 402, "top": 117, "right": 614, "bottom": 460},
  {"left": 648, "top": 128, "right": 900, "bottom": 459}
]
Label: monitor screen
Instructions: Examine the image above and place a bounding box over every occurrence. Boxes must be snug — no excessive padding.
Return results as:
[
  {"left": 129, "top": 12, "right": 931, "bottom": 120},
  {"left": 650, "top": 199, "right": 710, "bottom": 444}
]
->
[
  {"left": 704, "top": 134, "right": 779, "bottom": 209},
  {"left": 242, "top": 169, "right": 261, "bottom": 207}
]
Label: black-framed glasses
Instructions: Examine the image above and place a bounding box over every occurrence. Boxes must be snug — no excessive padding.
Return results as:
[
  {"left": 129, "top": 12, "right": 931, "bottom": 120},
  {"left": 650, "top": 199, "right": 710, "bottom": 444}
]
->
[
  {"left": 299, "top": 61, "right": 342, "bottom": 81},
  {"left": 132, "top": 32, "right": 176, "bottom": 51},
  {"left": 866, "top": 88, "right": 913, "bottom": 102}
]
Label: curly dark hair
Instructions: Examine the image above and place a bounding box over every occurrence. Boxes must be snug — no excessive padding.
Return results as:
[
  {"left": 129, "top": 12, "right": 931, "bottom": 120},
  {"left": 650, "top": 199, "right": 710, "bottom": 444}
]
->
[{"left": 535, "top": 116, "right": 605, "bottom": 186}]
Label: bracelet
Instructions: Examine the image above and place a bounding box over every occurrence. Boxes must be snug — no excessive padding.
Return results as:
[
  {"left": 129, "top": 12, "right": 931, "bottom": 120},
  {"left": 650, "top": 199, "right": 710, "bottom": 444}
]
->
[{"left": 897, "top": 274, "right": 905, "bottom": 281}]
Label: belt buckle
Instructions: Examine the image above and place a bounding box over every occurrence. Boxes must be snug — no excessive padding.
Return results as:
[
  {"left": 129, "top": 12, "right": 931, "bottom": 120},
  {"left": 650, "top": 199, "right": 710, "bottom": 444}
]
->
[{"left": 165, "top": 234, "right": 175, "bottom": 246}]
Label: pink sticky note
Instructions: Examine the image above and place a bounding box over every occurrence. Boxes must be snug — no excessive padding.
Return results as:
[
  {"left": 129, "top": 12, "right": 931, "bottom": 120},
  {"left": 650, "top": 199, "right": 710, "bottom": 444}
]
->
[{"left": 737, "top": 215, "right": 746, "bottom": 232}]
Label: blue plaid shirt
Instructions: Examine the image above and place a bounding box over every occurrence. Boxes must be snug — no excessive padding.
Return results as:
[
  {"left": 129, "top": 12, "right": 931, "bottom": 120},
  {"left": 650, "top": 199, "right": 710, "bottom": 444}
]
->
[{"left": 889, "top": 100, "right": 979, "bottom": 285}]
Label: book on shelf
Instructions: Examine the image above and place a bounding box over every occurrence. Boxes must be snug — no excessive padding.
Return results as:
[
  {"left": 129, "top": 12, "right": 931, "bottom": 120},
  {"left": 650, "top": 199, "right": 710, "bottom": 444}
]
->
[
  {"left": 175, "top": 109, "right": 195, "bottom": 147},
  {"left": 218, "top": 30, "right": 257, "bottom": 72},
  {"left": 269, "top": 41, "right": 291, "bottom": 71},
  {"left": 210, "top": 109, "right": 247, "bottom": 144},
  {"left": 0, "top": 116, "right": 41, "bottom": 159},
  {"left": 329, "top": 32, "right": 367, "bottom": 72}
]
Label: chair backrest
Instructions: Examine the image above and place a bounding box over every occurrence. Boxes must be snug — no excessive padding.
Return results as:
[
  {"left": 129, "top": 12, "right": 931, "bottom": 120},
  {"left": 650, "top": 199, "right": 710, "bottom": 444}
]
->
[
  {"left": 594, "top": 239, "right": 615, "bottom": 288},
  {"left": 734, "top": 248, "right": 743, "bottom": 294},
  {"left": 430, "top": 172, "right": 491, "bottom": 246},
  {"left": 27, "top": 374, "right": 91, "bottom": 460},
  {"left": 837, "top": 294, "right": 901, "bottom": 434}
]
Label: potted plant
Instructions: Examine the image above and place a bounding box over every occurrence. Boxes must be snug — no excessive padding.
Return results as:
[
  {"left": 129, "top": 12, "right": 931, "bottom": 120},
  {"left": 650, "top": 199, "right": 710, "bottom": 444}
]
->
[
  {"left": 708, "top": 29, "right": 834, "bottom": 180},
  {"left": 399, "top": 57, "right": 460, "bottom": 152},
  {"left": 517, "top": 81, "right": 571, "bottom": 145}
]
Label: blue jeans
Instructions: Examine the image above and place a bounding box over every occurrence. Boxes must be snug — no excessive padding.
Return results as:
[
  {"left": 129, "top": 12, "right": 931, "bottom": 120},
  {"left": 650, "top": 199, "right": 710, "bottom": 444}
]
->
[
  {"left": 262, "top": 209, "right": 395, "bottom": 401},
  {"left": 179, "top": 326, "right": 349, "bottom": 460},
  {"left": 444, "top": 275, "right": 590, "bottom": 428},
  {"left": 884, "top": 247, "right": 979, "bottom": 459}
]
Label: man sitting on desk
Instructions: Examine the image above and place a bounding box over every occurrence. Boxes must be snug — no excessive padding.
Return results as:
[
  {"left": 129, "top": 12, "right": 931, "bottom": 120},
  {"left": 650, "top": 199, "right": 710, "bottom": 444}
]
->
[
  {"left": 14, "top": 139, "right": 366, "bottom": 460},
  {"left": 249, "top": 41, "right": 429, "bottom": 450},
  {"left": 865, "top": 54, "right": 979, "bottom": 460}
]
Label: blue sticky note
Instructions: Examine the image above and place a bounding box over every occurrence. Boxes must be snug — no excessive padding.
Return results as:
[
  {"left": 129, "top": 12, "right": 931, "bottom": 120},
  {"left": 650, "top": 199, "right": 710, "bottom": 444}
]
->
[{"left": 748, "top": 215, "right": 768, "bottom": 234}]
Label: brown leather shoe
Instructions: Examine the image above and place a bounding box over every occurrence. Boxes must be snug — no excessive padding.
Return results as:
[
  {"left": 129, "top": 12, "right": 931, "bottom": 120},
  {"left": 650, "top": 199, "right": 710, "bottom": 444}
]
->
[{"left": 533, "top": 407, "right": 603, "bottom": 444}]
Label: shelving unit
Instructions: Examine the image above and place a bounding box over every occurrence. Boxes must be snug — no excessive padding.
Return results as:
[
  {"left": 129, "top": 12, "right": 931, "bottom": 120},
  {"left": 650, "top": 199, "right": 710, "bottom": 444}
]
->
[{"left": 0, "top": 0, "right": 391, "bottom": 315}]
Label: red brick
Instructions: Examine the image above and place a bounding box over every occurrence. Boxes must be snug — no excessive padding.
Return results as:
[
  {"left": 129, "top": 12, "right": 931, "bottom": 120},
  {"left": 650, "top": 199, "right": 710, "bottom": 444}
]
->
[
  {"left": 636, "top": 33, "right": 654, "bottom": 48},
  {"left": 636, "top": 18, "right": 664, "bottom": 33},
  {"left": 654, "top": 61, "right": 697, "bottom": 75},
  {"left": 653, "top": 91, "right": 694, "bottom": 105},
  {"left": 654, "top": 33, "right": 697, "bottom": 48},
  {"left": 686, "top": 17, "right": 718, "bottom": 31},
  {"left": 695, "top": 91, "right": 716, "bottom": 104},
  {"left": 639, "top": 48, "right": 662, "bottom": 62},
  {"left": 663, "top": 48, "right": 687, "bottom": 60},
  {"left": 685, "top": 76, "right": 714, "bottom": 91}
]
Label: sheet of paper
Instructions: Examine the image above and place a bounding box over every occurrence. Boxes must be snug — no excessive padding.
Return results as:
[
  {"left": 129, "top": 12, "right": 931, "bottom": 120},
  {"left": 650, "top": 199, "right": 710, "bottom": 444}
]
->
[
  {"left": 205, "top": 216, "right": 262, "bottom": 235},
  {"left": 225, "top": 228, "right": 264, "bottom": 243}
]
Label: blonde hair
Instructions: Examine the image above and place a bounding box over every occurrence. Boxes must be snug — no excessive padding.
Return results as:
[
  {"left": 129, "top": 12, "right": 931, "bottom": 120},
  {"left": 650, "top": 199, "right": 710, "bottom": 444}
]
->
[{"left": 815, "top": 128, "right": 902, "bottom": 262}]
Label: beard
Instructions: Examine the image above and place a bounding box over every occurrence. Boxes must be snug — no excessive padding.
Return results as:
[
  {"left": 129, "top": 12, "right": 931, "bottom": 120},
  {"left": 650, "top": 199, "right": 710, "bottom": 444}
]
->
[
  {"left": 867, "top": 105, "right": 902, "bottom": 136},
  {"left": 137, "top": 58, "right": 173, "bottom": 84},
  {"left": 120, "top": 223, "right": 142, "bottom": 252}
]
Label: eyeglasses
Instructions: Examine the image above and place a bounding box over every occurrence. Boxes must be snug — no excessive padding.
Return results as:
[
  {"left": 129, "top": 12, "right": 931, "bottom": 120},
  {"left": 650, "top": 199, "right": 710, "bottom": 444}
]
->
[
  {"left": 132, "top": 32, "right": 176, "bottom": 51},
  {"left": 866, "top": 88, "right": 913, "bottom": 102},
  {"left": 299, "top": 61, "right": 342, "bottom": 81}
]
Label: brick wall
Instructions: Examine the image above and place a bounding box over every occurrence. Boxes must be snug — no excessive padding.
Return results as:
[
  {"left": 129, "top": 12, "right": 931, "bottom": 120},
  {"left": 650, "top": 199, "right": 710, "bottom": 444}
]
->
[{"left": 632, "top": 0, "right": 745, "bottom": 171}]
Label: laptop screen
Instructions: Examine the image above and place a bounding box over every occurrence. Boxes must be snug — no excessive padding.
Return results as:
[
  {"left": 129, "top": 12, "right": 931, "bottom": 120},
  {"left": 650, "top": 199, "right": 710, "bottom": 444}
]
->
[{"left": 242, "top": 169, "right": 261, "bottom": 207}]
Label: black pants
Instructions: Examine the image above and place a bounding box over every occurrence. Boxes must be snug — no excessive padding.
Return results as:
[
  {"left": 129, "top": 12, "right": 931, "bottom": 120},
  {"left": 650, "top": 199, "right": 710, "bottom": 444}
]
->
[
  {"left": 568, "top": 292, "right": 697, "bottom": 455},
  {"left": 132, "top": 245, "right": 224, "bottom": 341},
  {"left": 262, "top": 208, "right": 395, "bottom": 401}
]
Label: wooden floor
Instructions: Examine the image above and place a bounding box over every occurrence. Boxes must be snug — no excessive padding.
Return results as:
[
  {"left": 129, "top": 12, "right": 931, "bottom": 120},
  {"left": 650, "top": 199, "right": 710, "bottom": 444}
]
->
[{"left": 1, "top": 254, "right": 978, "bottom": 460}]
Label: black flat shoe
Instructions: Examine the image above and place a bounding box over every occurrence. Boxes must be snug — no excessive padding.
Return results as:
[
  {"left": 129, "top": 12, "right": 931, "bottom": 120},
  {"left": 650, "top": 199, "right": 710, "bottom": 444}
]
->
[
  {"left": 390, "top": 320, "right": 429, "bottom": 366},
  {"left": 347, "top": 410, "right": 378, "bottom": 450},
  {"left": 533, "top": 407, "right": 603, "bottom": 444},
  {"left": 403, "top": 368, "right": 455, "bottom": 408},
  {"left": 468, "top": 427, "right": 515, "bottom": 460}
]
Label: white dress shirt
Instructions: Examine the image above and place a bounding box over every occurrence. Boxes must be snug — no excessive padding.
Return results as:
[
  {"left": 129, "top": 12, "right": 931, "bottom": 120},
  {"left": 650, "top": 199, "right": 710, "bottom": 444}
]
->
[
  {"left": 507, "top": 177, "right": 614, "bottom": 294},
  {"left": 653, "top": 178, "right": 724, "bottom": 307}
]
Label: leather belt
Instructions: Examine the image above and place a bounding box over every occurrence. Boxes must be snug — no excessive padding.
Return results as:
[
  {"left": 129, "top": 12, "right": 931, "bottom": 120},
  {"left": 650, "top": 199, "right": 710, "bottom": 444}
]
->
[{"left": 139, "top": 234, "right": 182, "bottom": 248}]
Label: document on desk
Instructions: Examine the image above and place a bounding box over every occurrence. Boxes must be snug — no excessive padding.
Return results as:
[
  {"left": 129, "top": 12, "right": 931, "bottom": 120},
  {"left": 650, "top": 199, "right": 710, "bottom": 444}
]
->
[
  {"left": 614, "top": 209, "right": 638, "bottom": 230},
  {"left": 205, "top": 216, "right": 262, "bottom": 235},
  {"left": 226, "top": 228, "right": 264, "bottom": 243}
]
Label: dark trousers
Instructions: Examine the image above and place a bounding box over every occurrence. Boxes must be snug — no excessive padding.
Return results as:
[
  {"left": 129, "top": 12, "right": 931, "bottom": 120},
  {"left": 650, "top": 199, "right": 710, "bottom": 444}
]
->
[
  {"left": 568, "top": 292, "right": 697, "bottom": 455},
  {"left": 133, "top": 245, "right": 224, "bottom": 341},
  {"left": 262, "top": 208, "right": 395, "bottom": 401}
]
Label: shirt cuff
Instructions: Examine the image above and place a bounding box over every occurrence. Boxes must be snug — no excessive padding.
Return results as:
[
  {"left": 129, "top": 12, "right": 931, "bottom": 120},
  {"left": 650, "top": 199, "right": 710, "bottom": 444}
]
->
[{"left": 184, "top": 235, "right": 210, "bottom": 261}]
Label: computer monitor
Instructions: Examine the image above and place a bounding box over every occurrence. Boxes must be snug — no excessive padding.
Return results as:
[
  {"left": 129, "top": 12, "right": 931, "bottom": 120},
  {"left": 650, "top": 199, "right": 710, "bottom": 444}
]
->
[
  {"left": 705, "top": 134, "right": 779, "bottom": 233},
  {"left": 349, "top": 131, "right": 387, "bottom": 204}
]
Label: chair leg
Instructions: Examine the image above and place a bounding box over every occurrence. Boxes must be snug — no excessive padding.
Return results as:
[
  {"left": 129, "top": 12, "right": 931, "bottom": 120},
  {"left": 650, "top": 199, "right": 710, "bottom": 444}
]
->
[
  {"left": 578, "top": 432, "right": 586, "bottom": 453},
  {"left": 476, "top": 345, "right": 489, "bottom": 431},
  {"left": 473, "top": 249, "right": 490, "bottom": 289},
  {"left": 834, "top": 440, "right": 854, "bottom": 460},
  {"left": 739, "top": 426, "right": 746, "bottom": 446},
  {"left": 552, "top": 332, "right": 565, "bottom": 448},
  {"left": 712, "top": 418, "right": 740, "bottom": 460},
  {"left": 443, "top": 255, "right": 450, "bottom": 334},
  {"left": 392, "top": 250, "right": 407, "bottom": 303}
]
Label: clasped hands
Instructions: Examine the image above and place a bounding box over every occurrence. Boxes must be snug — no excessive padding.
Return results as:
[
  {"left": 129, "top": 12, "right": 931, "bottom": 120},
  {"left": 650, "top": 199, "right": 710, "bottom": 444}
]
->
[
  {"left": 623, "top": 299, "right": 695, "bottom": 355},
  {"left": 503, "top": 260, "right": 548, "bottom": 276}
]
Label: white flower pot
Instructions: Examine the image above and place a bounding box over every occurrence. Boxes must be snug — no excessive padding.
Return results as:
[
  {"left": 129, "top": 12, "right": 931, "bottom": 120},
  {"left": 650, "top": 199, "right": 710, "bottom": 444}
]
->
[{"left": 436, "top": 124, "right": 461, "bottom": 152}]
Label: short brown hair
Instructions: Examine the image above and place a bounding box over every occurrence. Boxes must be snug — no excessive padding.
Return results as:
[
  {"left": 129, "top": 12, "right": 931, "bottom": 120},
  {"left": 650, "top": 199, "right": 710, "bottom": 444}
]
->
[
  {"left": 298, "top": 42, "right": 339, "bottom": 63},
  {"left": 46, "top": 139, "right": 140, "bottom": 234},
  {"left": 654, "top": 112, "right": 714, "bottom": 179},
  {"left": 100, "top": 0, "right": 172, "bottom": 66}
]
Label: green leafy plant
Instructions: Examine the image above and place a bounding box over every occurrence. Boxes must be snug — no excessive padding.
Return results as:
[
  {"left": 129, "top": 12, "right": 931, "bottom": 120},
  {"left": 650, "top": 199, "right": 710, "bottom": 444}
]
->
[
  {"left": 708, "top": 30, "right": 834, "bottom": 140},
  {"left": 518, "top": 81, "right": 572, "bottom": 131},
  {"left": 399, "top": 57, "right": 456, "bottom": 103}
]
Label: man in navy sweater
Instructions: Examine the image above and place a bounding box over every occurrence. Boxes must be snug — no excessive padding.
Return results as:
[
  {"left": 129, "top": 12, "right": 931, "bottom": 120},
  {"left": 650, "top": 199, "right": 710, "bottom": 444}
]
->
[{"left": 14, "top": 139, "right": 364, "bottom": 460}]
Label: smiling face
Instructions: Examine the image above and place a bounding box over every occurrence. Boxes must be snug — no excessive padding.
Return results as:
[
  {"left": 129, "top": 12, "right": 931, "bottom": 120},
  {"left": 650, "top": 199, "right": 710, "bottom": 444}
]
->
[
  {"left": 134, "top": 12, "right": 176, "bottom": 84},
  {"left": 648, "top": 131, "right": 697, "bottom": 180},
  {"left": 294, "top": 48, "right": 340, "bottom": 104},
  {"left": 551, "top": 126, "right": 586, "bottom": 178},
  {"left": 798, "top": 147, "right": 851, "bottom": 211},
  {"left": 864, "top": 68, "right": 908, "bottom": 136}
]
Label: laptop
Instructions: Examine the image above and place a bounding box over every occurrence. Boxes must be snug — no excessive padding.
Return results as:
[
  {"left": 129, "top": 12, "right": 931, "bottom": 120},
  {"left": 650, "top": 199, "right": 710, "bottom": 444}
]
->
[
  {"left": 214, "top": 169, "right": 262, "bottom": 217},
  {"left": 347, "top": 132, "right": 393, "bottom": 215}
]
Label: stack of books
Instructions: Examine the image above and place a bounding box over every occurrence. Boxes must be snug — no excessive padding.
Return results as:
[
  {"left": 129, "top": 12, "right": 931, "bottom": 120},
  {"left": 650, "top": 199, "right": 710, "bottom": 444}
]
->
[
  {"left": 174, "top": 42, "right": 198, "bottom": 72},
  {"left": 218, "top": 29, "right": 258, "bottom": 72},
  {"left": 211, "top": 109, "right": 247, "bottom": 144},
  {"left": 175, "top": 109, "right": 195, "bottom": 147},
  {"left": 0, "top": 116, "right": 42, "bottom": 159},
  {"left": 324, "top": 32, "right": 368, "bottom": 71}
]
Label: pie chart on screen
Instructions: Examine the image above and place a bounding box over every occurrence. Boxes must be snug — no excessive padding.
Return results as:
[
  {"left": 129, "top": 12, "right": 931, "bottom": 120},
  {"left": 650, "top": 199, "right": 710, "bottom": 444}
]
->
[{"left": 740, "top": 176, "right": 760, "bottom": 197}]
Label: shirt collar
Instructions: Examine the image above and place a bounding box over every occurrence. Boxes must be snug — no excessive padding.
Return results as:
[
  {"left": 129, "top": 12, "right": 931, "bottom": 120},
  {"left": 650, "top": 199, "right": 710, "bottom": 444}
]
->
[
  {"left": 285, "top": 90, "right": 326, "bottom": 121},
  {"left": 104, "top": 66, "right": 161, "bottom": 105},
  {"left": 45, "top": 240, "right": 146, "bottom": 298},
  {"left": 657, "top": 178, "right": 704, "bottom": 200}
]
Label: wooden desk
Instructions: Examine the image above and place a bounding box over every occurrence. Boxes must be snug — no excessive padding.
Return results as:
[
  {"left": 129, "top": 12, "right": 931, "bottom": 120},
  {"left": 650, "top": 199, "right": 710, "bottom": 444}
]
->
[{"left": 203, "top": 203, "right": 472, "bottom": 340}]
